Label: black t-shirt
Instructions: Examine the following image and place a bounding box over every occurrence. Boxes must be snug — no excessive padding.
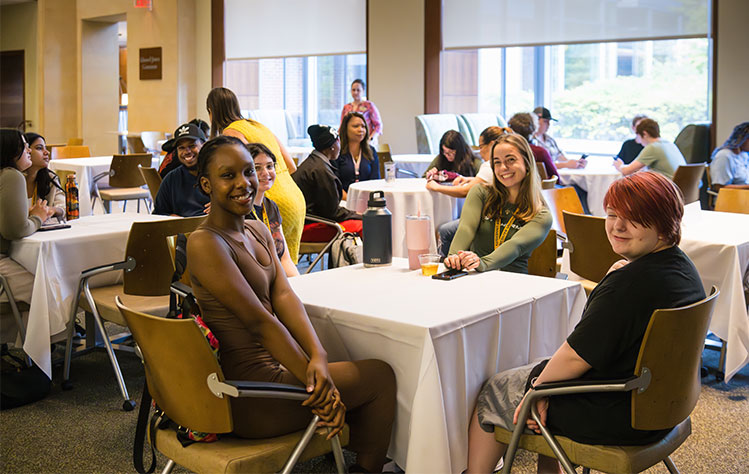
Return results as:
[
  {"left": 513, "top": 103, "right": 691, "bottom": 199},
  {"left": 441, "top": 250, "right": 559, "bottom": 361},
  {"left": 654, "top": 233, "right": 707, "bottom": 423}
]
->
[
  {"left": 246, "top": 196, "right": 284, "bottom": 259},
  {"left": 616, "top": 139, "right": 644, "bottom": 165},
  {"left": 545, "top": 246, "right": 705, "bottom": 445}
]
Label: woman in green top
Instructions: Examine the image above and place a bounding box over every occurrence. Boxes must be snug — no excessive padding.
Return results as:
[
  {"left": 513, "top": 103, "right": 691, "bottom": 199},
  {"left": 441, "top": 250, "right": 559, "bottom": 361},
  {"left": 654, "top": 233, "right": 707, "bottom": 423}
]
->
[
  {"left": 445, "top": 133, "right": 552, "bottom": 273},
  {"left": 424, "top": 130, "right": 482, "bottom": 179}
]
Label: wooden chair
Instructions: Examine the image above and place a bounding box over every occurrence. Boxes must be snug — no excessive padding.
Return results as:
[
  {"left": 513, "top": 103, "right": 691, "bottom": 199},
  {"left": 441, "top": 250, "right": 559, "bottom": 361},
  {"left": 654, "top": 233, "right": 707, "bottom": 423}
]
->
[
  {"left": 127, "top": 135, "right": 148, "bottom": 154},
  {"left": 672, "top": 163, "right": 705, "bottom": 204},
  {"left": 115, "top": 299, "right": 347, "bottom": 474},
  {"left": 66, "top": 138, "right": 83, "bottom": 146},
  {"left": 535, "top": 162, "right": 549, "bottom": 180},
  {"left": 497, "top": 287, "right": 719, "bottom": 474},
  {"left": 51, "top": 145, "right": 91, "bottom": 159},
  {"left": 62, "top": 216, "right": 206, "bottom": 410},
  {"left": 299, "top": 216, "right": 344, "bottom": 274},
  {"left": 562, "top": 211, "right": 621, "bottom": 295},
  {"left": 92, "top": 153, "right": 152, "bottom": 213},
  {"left": 541, "top": 176, "right": 558, "bottom": 189},
  {"left": 714, "top": 188, "right": 749, "bottom": 214},
  {"left": 377, "top": 143, "right": 392, "bottom": 178},
  {"left": 138, "top": 166, "right": 162, "bottom": 202},
  {"left": 541, "top": 187, "right": 584, "bottom": 240},
  {"left": 527, "top": 230, "right": 558, "bottom": 278}
]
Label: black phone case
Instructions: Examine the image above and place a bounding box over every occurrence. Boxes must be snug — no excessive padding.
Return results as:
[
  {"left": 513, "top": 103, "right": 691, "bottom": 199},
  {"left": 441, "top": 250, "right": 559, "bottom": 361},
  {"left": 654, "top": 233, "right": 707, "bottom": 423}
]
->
[{"left": 432, "top": 269, "right": 468, "bottom": 280}]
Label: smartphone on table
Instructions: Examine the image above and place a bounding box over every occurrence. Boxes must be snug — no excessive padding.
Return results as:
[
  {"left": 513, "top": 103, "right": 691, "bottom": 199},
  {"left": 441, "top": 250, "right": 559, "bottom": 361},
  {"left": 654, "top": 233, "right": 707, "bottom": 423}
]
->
[{"left": 432, "top": 268, "right": 469, "bottom": 281}]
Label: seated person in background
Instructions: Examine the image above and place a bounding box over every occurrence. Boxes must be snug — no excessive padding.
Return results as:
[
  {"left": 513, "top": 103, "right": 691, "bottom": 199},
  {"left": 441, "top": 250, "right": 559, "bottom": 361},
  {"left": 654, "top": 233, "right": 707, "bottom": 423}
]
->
[
  {"left": 188, "top": 136, "right": 396, "bottom": 473},
  {"left": 293, "top": 125, "right": 362, "bottom": 236},
  {"left": 614, "top": 118, "right": 686, "bottom": 180},
  {"left": 445, "top": 133, "right": 551, "bottom": 273},
  {"left": 245, "top": 143, "right": 299, "bottom": 277},
  {"left": 532, "top": 106, "right": 586, "bottom": 169},
  {"left": 1, "top": 129, "right": 54, "bottom": 308},
  {"left": 23, "top": 133, "right": 66, "bottom": 221},
  {"left": 335, "top": 112, "right": 379, "bottom": 194},
  {"left": 465, "top": 171, "right": 704, "bottom": 474},
  {"left": 153, "top": 123, "right": 210, "bottom": 217},
  {"left": 159, "top": 118, "right": 211, "bottom": 178},
  {"left": 424, "top": 130, "right": 482, "bottom": 180},
  {"left": 615, "top": 114, "right": 648, "bottom": 165},
  {"left": 710, "top": 121, "right": 749, "bottom": 190},
  {"left": 507, "top": 113, "right": 559, "bottom": 179},
  {"left": 430, "top": 126, "right": 506, "bottom": 257}
]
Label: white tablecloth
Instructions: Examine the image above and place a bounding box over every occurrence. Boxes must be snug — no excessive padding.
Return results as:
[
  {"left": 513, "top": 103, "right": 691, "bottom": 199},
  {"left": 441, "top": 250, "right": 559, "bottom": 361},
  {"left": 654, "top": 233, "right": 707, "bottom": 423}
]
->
[
  {"left": 392, "top": 154, "right": 434, "bottom": 177},
  {"left": 557, "top": 156, "right": 621, "bottom": 217},
  {"left": 8, "top": 213, "right": 174, "bottom": 377},
  {"left": 561, "top": 206, "right": 749, "bottom": 381},
  {"left": 287, "top": 146, "right": 314, "bottom": 165},
  {"left": 289, "top": 259, "right": 585, "bottom": 473},
  {"left": 49, "top": 156, "right": 159, "bottom": 216},
  {"left": 345, "top": 179, "right": 461, "bottom": 257}
]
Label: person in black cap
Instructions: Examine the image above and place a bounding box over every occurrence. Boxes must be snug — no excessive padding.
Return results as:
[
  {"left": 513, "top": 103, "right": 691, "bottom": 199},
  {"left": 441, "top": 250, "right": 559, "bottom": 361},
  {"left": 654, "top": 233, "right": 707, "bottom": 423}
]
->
[
  {"left": 292, "top": 125, "right": 362, "bottom": 240},
  {"left": 158, "top": 118, "right": 210, "bottom": 178},
  {"left": 531, "top": 106, "right": 586, "bottom": 170},
  {"left": 153, "top": 122, "right": 210, "bottom": 216}
]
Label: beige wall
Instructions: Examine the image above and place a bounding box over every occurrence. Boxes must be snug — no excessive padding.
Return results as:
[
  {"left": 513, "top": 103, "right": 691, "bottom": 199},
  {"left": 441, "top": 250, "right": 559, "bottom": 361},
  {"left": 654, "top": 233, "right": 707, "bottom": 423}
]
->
[
  {"left": 715, "top": 0, "right": 749, "bottom": 143},
  {"left": 1, "top": 2, "right": 38, "bottom": 132},
  {"left": 368, "top": 0, "right": 425, "bottom": 154},
  {"left": 194, "top": 0, "right": 213, "bottom": 124},
  {"left": 81, "top": 20, "right": 119, "bottom": 155}
]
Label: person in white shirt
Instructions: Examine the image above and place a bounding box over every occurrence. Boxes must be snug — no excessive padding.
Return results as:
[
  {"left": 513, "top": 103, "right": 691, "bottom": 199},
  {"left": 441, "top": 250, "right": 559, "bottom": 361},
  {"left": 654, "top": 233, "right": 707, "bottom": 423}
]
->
[{"left": 710, "top": 122, "right": 749, "bottom": 191}]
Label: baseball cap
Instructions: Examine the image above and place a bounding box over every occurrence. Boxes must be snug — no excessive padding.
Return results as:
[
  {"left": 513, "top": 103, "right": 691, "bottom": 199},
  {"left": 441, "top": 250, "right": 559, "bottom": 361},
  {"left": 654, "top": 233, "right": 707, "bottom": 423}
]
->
[
  {"left": 533, "top": 106, "right": 557, "bottom": 122},
  {"left": 162, "top": 123, "right": 208, "bottom": 153}
]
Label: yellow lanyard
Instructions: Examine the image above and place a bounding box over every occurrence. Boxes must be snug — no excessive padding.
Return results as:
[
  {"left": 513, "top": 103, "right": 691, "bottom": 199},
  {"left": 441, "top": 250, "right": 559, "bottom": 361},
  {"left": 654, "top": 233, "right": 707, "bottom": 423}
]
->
[
  {"left": 493, "top": 211, "right": 519, "bottom": 249},
  {"left": 251, "top": 202, "right": 270, "bottom": 229}
]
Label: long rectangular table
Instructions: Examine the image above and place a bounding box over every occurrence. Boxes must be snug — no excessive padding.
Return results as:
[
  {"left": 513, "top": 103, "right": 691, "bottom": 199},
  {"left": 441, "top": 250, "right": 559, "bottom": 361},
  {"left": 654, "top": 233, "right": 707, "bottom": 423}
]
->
[
  {"left": 289, "top": 259, "right": 585, "bottom": 473},
  {"left": 8, "top": 213, "right": 174, "bottom": 377}
]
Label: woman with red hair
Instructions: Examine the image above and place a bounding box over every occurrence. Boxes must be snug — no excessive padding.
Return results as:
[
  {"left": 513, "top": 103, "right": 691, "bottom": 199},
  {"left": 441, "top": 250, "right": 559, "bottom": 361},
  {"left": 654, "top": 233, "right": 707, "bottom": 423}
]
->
[{"left": 465, "top": 172, "right": 706, "bottom": 473}]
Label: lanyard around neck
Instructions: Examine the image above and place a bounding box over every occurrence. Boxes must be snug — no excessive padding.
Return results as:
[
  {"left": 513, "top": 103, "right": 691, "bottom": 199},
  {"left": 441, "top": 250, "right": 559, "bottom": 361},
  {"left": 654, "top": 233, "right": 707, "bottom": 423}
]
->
[
  {"left": 251, "top": 201, "right": 270, "bottom": 229},
  {"left": 493, "top": 210, "right": 520, "bottom": 249}
]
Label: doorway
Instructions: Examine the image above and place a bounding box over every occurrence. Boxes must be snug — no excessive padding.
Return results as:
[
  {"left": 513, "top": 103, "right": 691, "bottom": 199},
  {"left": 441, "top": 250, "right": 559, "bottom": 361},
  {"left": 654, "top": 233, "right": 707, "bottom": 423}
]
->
[{"left": 0, "top": 50, "right": 26, "bottom": 129}]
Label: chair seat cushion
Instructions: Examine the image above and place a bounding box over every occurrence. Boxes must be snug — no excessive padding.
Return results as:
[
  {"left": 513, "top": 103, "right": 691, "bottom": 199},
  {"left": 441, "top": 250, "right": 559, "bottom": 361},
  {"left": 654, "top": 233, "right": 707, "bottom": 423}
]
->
[
  {"left": 79, "top": 285, "right": 169, "bottom": 326},
  {"left": 495, "top": 417, "right": 691, "bottom": 474},
  {"left": 301, "top": 220, "right": 362, "bottom": 242},
  {"left": 154, "top": 423, "right": 349, "bottom": 474},
  {"left": 99, "top": 187, "right": 150, "bottom": 200}
]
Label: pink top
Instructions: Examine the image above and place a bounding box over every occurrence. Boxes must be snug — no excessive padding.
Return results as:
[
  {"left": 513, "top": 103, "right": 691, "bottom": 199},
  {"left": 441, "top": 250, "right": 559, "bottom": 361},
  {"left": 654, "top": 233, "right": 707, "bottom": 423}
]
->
[{"left": 340, "top": 100, "right": 383, "bottom": 138}]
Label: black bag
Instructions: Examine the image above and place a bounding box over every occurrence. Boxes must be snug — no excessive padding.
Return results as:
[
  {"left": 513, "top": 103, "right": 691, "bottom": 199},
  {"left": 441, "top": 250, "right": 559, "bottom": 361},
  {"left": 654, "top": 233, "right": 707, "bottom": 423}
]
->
[{"left": 0, "top": 347, "right": 51, "bottom": 410}]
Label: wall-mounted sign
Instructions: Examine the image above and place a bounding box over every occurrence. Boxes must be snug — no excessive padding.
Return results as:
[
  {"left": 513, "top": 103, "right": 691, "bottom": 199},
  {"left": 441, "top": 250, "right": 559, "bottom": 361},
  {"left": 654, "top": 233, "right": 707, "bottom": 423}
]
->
[
  {"left": 139, "top": 47, "right": 162, "bottom": 80},
  {"left": 134, "top": 0, "right": 152, "bottom": 10}
]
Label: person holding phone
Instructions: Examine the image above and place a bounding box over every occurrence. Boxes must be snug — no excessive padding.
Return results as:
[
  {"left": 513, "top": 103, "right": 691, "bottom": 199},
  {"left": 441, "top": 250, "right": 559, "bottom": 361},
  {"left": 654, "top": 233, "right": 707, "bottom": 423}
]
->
[{"left": 445, "top": 133, "right": 551, "bottom": 273}]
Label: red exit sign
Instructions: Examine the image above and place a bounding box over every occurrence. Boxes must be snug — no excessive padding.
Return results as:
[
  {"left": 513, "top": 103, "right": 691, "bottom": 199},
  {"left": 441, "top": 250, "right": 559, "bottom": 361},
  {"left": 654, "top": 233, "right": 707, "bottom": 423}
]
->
[{"left": 134, "top": 0, "right": 152, "bottom": 9}]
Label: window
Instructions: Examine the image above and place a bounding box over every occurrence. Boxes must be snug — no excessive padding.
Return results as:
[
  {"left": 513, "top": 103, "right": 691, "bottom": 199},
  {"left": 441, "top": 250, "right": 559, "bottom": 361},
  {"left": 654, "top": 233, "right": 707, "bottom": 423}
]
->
[
  {"left": 441, "top": 38, "right": 709, "bottom": 145},
  {"left": 225, "top": 54, "right": 366, "bottom": 142}
]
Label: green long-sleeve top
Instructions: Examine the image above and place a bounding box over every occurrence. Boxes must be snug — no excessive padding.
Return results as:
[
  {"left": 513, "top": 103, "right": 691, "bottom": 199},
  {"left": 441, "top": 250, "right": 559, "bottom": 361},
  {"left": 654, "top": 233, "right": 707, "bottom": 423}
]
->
[
  {"left": 1, "top": 167, "right": 42, "bottom": 256},
  {"left": 448, "top": 184, "right": 552, "bottom": 273}
]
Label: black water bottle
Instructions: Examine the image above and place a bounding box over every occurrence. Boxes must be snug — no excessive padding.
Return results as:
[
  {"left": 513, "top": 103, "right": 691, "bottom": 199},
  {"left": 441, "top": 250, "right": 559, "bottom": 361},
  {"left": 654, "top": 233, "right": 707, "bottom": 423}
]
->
[{"left": 362, "top": 191, "right": 392, "bottom": 267}]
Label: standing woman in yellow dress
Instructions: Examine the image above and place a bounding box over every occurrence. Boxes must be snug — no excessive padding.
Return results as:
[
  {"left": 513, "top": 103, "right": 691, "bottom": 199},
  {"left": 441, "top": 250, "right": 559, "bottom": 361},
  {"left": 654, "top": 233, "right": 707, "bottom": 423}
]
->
[{"left": 206, "top": 87, "right": 305, "bottom": 263}]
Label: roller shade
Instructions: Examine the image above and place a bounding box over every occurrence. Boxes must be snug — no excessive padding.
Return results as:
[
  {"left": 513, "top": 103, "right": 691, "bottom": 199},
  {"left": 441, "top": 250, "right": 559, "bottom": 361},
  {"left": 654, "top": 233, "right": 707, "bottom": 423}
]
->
[
  {"left": 443, "top": 0, "right": 709, "bottom": 50},
  {"left": 225, "top": 0, "right": 366, "bottom": 60}
]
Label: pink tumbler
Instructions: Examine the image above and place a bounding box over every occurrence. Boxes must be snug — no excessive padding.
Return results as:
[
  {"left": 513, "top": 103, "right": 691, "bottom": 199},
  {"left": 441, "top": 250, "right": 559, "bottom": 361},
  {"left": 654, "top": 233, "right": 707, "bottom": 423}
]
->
[{"left": 406, "top": 215, "right": 432, "bottom": 270}]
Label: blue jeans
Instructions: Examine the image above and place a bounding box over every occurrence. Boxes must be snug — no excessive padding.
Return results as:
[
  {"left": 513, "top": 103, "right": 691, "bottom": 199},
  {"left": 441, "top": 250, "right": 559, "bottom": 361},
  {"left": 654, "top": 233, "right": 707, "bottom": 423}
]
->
[{"left": 437, "top": 219, "right": 461, "bottom": 258}]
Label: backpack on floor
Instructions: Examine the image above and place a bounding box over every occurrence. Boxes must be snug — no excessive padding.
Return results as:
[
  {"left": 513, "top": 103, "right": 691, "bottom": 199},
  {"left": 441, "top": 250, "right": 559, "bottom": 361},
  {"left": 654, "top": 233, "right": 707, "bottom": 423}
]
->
[
  {"left": 0, "top": 346, "right": 50, "bottom": 410},
  {"left": 329, "top": 232, "right": 362, "bottom": 268}
]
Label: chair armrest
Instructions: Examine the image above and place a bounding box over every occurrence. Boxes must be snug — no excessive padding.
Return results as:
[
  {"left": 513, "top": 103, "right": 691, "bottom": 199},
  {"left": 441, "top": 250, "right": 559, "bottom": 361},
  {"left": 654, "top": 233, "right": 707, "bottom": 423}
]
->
[
  {"left": 396, "top": 167, "right": 419, "bottom": 178},
  {"left": 170, "top": 281, "right": 193, "bottom": 299},
  {"left": 207, "top": 373, "right": 309, "bottom": 401},
  {"left": 531, "top": 375, "right": 643, "bottom": 395},
  {"left": 305, "top": 214, "right": 345, "bottom": 234},
  {"left": 707, "top": 189, "right": 718, "bottom": 197},
  {"left": 80, "top": 256, "right": 136, "bottom": 279},
  {"left": 92, "top": 170, "right": 114, "bottom": 184}
]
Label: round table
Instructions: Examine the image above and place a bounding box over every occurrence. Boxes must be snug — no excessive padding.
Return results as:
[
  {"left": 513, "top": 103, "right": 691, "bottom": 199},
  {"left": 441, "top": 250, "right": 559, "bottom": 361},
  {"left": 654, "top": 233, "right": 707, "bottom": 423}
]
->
[
  {"left": 346, "top": 178, "right": 461, "bottom": 258},
  {"left": 558, "top": 156, "right": 622, "bottom": 216},
  {"left": 392, "top": 154, "right": 434, "bottom": 177}
]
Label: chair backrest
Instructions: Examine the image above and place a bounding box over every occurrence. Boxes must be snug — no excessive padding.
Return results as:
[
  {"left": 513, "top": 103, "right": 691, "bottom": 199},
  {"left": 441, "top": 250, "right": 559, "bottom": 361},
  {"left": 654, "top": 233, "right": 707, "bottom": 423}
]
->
[
  {"left": 66, "top": 138, "right": 83, "bottom": 146},
  {"left": 527, "top": 230, "right": 557, "bottom": 278},
  {"left": 535, "top": 162, "right": 549, "bottom": 180},
  {"left": 51, "top": 145, "right": 91, "bottom": 159},
  {"left": 116, "top": 299, "right": 233, "bottom": 433},
  {"left": 562, "top": 211, "right": 621, "bottom": 282},
  {"left": 140, "top": 131, "right": 165, "bottom": 152},
  {"left": 714, "top": 188, "right": 749, "bottom": 214},
  {"left": 459, "top": 113, "right": 507, "bottom": 146},
  {"left": 632, "top": 287, "right": 719, "bottom": 430},
  {"left": 672, "top": 163, "right": 705, "bottom": 204},
  {"left": 377, "top": 143, "right": 392, "bottom": 177},
  {"left": 541, "top": 187, "right": 584, "bottom": 236},
  {"left": 123, "top": 216, "right": 206, "bottom": 296},
  {"left": 108, "top": 154, "right": 152, "bottom": 188},
  {"left": 541, "top": 176, "right": 558, "bottom": 190},
  {"left": 138, "top": 166, "right": 163, "bottom": 201},
  {"left": 415, "top": 114, "right": 472, "bottom": 154},
  {"left": 127, "top": 136, "right": 148, "bottom": 154},
  {"left": 674, "top": 122, "right": 711, "bottom": 164},
  {"left": 247, "top": 109, "right": 295, "bottom": 146}
]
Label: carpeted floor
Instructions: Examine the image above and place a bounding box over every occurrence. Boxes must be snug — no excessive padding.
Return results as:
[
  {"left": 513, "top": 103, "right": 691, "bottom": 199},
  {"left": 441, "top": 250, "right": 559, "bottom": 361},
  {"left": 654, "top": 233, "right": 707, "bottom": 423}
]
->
[{"left": 1, "top": 343, "right": 746, "bottom": 473}]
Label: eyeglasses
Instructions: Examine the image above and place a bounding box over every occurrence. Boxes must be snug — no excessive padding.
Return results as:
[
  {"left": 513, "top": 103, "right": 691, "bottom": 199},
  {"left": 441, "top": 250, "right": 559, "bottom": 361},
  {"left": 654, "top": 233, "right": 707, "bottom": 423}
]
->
[{"left": 254, "top": 163, "right": 276, "bottom": 174}]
